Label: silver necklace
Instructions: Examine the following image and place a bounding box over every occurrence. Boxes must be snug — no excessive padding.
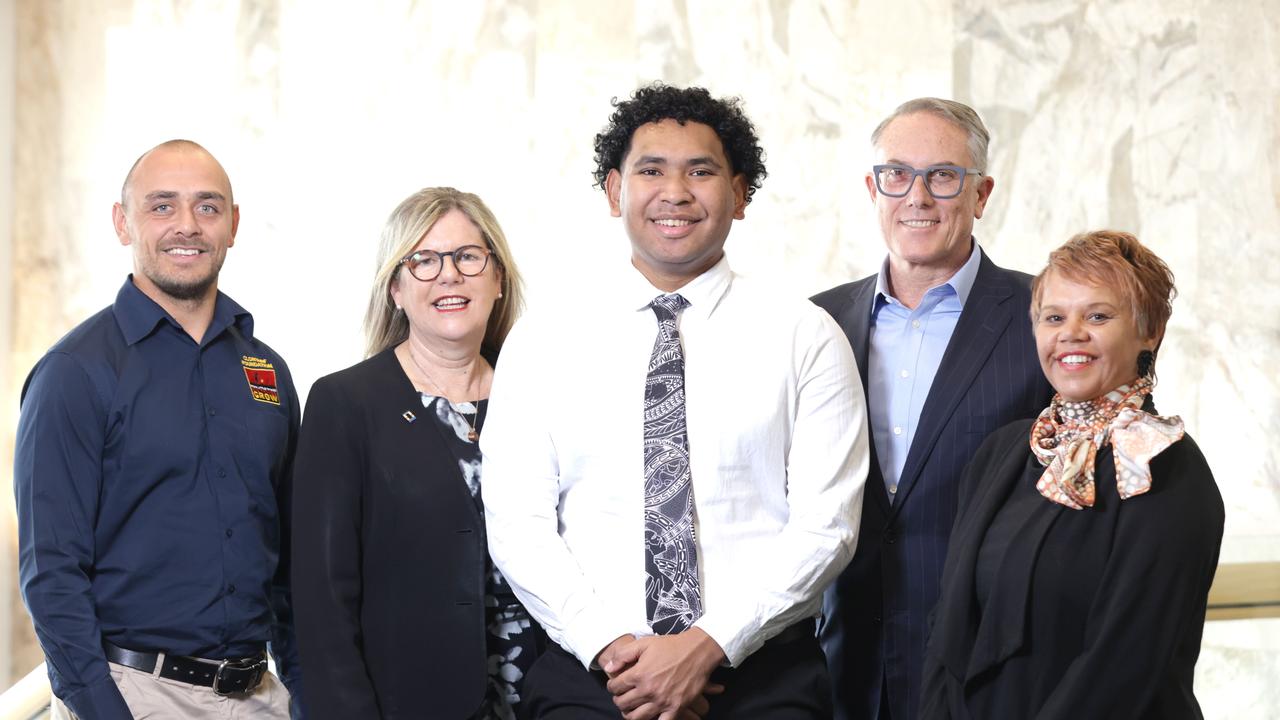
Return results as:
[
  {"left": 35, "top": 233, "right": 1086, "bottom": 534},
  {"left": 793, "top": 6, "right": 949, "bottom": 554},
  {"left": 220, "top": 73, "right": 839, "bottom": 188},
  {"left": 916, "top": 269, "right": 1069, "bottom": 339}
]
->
[{"left": 408, "top": 347, "right": 480, "bottom": 442}]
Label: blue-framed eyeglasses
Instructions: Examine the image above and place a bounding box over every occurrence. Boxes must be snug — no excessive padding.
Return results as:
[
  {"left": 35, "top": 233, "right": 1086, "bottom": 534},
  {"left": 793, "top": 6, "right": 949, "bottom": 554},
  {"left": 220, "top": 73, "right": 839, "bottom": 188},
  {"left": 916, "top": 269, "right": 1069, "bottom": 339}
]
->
[{"left": 872, "top": 164, "right": 982, "bottom": 199}]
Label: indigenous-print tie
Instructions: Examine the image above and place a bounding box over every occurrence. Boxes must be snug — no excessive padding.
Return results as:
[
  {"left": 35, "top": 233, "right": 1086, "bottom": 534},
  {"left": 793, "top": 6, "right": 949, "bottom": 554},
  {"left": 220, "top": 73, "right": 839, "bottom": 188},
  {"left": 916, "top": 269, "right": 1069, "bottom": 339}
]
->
[{"left": 643, "top": 293, "right": 703, "bottom": 634}]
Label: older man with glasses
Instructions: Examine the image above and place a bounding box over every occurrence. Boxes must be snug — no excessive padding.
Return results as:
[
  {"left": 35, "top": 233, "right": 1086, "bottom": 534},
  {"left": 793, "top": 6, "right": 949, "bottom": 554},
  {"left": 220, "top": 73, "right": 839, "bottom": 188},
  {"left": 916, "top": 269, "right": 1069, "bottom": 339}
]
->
[{"left": 812, "top": 98, "right": 1054, "bottom": 720}]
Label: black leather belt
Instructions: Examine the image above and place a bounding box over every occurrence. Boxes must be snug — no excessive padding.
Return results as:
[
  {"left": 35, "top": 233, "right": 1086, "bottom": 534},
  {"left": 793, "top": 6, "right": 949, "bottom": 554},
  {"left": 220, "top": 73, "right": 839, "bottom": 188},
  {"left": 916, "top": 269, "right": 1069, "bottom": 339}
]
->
[{"left": 103, "top": 640, "right": 267, "bottom": 696}]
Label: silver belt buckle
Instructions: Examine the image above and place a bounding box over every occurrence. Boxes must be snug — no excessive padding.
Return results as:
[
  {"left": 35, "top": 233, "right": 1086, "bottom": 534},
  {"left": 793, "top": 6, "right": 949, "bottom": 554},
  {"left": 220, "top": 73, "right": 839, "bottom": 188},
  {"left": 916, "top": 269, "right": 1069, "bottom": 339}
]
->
[
  {"left": 211, "top": 657, "right": 264, "bottom": 696},
  {"left": 211, "top": 659, "right": 234, "bottom": 696}
]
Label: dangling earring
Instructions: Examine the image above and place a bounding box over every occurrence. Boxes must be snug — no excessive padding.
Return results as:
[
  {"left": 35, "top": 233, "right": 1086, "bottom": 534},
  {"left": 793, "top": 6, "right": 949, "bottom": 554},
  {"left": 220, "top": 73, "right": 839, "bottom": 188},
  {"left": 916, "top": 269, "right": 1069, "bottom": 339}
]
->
[{"left": 1136, "top": 349, "right": 1155, "bottom": 378}]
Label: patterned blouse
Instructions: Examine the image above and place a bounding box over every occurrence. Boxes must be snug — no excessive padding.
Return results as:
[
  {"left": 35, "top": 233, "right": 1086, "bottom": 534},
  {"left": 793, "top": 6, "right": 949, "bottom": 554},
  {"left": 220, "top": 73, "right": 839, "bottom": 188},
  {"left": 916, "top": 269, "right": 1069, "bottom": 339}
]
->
[{"left": 422, "top": 394, "right": 539, "bottom": 720}]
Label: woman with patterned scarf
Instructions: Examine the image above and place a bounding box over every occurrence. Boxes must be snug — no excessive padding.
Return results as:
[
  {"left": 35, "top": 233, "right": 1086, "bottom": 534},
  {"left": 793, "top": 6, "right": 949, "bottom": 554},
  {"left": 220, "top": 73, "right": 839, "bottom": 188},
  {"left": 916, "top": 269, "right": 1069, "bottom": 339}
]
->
[{"left": 919, "top": 230, "right": 1224, "bottom": 719}]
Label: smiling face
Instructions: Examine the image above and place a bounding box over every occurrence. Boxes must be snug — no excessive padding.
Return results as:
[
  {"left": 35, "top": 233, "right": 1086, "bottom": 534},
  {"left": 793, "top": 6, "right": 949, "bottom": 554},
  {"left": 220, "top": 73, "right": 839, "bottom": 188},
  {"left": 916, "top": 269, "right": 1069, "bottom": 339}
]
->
[
  {"left": 1034, "top": 270, "right": 1156, "bottom": 402},
  {"left": 113, "top": 144, "right": 238, "bottom": 305},
  {"left": 390, "top": 208, "right": 503, "bottom": 350},
  {"left": 869, "top": 111, "right": 994, "bottom": 282},
  {"left": 605, "top": 119, "right": 747, "bottom": 291}
]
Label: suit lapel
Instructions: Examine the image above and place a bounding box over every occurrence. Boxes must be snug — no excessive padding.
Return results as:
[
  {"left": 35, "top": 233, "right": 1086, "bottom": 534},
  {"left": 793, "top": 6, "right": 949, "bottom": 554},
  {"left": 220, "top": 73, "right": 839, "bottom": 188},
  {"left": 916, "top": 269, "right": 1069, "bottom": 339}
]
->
[
  {"left": 831, "top": 278, "right": 891, "bottom": 515},
  {"left": 889, "top": 253, "right": 1016, "bottom": 515},
  {"left": 832, "top": 279, "right": 875, "bottom": 393},
  {"left": 386, "top": 351, "right": 483, "bottom": 524}
]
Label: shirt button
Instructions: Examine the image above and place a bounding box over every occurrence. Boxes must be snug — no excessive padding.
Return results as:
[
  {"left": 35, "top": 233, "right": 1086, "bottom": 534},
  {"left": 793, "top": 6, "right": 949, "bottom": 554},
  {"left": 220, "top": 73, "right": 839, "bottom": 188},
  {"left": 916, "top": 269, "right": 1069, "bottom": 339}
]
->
[
  {"left": 893, "top": 426, "right": 903, "bottom": 436},
  {"left": 227, "top": 585, "right": 236, "bottom": 595},
  {"left": 899, "top": 369, "right": 909, "bottom": 378},
  {"left": 889, "top": 484, "right": 898, "bottom": 495},
  {"left": 912, "top": 320, "right": 921, "bottom": 329},
  {"left": 218, "top": 468, "right": 227, "bottom": 478},
  {"left": 225, "top": 528, "right": 233, "bottom": 538},
  {"left": 208, "top": 408, "right": 217, "bottom": 416}
]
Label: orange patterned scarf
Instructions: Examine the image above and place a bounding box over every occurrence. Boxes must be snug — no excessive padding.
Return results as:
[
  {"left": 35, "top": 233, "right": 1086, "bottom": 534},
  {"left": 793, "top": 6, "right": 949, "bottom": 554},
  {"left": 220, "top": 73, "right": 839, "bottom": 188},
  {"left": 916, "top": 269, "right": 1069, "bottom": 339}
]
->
[{"left": 1030, "top": 376, "right": 1185, "bottom": 510}]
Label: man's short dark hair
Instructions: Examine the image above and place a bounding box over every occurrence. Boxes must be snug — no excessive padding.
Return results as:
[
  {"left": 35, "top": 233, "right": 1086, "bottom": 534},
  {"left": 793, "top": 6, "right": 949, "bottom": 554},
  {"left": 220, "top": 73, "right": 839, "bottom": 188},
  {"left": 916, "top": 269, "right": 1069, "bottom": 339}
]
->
[{"left": 592, "top": 83, "right": 767, "bottom": 203}]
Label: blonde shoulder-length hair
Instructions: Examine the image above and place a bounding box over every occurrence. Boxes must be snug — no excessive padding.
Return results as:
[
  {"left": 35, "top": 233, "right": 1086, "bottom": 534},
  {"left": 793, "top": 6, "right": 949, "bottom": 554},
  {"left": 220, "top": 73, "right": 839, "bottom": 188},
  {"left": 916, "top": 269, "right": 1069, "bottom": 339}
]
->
[{"left": 363, "top": 187, "right": 525, "bottom": 358}]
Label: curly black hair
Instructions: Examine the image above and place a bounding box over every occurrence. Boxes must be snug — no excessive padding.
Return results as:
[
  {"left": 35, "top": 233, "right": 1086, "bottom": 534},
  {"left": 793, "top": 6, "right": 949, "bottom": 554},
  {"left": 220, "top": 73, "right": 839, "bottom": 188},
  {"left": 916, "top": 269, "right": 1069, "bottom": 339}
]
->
[{"left": 592, "top": 82, "right": 767, "bottom": 203}]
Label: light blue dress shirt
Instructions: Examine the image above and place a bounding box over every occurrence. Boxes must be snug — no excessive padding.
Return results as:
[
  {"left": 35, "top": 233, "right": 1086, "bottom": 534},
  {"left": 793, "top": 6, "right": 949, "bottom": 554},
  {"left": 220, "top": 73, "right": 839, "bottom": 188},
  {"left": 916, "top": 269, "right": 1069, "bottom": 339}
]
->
[{"left": 867, "top": 241, "right": 982, "bottom": 500}]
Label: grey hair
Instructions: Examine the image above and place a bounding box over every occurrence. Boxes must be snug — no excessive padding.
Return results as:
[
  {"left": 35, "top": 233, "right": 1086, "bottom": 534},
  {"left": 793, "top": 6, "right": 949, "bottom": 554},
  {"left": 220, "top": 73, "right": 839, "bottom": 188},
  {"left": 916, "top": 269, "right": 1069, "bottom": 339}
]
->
[{"left": 870, "top": 98, "right": 990, "bottom": 174}]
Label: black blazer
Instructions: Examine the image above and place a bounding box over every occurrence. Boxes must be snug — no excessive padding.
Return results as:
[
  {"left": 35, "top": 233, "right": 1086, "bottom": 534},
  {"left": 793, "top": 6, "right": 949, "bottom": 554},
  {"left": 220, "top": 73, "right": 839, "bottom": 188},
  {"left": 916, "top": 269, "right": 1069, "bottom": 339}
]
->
[
  {"left": 920, "top": 420, "right": 1224, "bottom": 719},
  {"left": 812, "top": 249, "right": 1054, "bottom": 720},
  {"left": 292, "top": 348, "right": 488, "bottom": 719}
]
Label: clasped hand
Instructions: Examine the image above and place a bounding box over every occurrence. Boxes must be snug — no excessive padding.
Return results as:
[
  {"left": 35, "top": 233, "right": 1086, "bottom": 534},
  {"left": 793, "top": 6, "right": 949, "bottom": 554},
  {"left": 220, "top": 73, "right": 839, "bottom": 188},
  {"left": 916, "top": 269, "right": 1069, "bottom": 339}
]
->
[{"left": 597, "top": 628, "right": 726, "bottom": 720}]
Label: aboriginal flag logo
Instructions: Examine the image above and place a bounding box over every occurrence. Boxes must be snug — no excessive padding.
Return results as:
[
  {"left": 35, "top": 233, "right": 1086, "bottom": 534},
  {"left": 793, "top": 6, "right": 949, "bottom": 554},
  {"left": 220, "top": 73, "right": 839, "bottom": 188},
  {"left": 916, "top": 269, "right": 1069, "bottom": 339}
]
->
[{"left": 242, "top": 355, "right": 280, "bottom": 405}]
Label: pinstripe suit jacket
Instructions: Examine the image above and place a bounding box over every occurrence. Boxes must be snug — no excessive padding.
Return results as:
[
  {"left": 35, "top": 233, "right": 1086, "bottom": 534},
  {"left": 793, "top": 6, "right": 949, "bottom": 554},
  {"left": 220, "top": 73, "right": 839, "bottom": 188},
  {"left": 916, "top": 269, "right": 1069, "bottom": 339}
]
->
[{"left": 811, "top": 248, "right": 1053, "bottom": 720}]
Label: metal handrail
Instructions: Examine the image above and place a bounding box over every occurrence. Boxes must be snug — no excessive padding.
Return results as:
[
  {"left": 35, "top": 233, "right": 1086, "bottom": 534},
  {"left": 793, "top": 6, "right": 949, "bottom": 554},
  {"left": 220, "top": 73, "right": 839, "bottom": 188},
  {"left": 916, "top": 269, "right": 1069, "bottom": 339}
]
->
[
  {"left": 1205, "top": 562, "right": 1280, "bottom": 621},
  {"left": 0, "top": 663, "right": 48, "bottom": 720}
]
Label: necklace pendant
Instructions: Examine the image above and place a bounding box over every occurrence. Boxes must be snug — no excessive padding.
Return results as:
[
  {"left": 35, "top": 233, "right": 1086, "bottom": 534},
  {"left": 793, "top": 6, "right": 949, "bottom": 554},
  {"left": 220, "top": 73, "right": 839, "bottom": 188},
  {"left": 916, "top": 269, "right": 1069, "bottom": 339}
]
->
[{"left": 467, "top": 429, "right": 479, "bottom": 442}]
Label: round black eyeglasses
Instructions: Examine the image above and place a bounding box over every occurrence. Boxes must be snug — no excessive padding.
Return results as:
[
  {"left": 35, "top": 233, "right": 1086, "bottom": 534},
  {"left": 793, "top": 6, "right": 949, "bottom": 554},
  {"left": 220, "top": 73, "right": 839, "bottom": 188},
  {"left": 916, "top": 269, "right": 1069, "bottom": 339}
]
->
[{"left": 398, "top": 245, "right": 492, "bottom": 282}]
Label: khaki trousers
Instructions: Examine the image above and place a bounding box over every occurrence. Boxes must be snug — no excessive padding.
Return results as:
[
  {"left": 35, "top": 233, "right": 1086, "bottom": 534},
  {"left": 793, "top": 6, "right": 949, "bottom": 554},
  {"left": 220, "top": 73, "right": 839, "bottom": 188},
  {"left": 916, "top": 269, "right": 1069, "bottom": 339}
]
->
[{"left": 52, "top": 660, "right": 291, "bottom": 719}]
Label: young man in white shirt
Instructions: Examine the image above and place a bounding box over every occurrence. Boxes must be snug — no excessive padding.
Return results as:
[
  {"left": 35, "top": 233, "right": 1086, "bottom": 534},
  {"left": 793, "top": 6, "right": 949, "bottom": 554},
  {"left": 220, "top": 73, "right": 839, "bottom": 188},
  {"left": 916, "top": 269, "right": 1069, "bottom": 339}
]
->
[{"left": 483, "top": 83, "right": 870, "bottom": 719}]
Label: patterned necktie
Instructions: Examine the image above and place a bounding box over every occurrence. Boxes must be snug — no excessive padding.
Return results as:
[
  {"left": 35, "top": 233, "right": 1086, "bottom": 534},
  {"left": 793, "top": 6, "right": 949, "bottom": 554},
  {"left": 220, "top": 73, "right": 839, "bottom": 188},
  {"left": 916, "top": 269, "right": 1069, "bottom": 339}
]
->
[{"left": 643, "top": 293, "right": 703, "bottom": 634}]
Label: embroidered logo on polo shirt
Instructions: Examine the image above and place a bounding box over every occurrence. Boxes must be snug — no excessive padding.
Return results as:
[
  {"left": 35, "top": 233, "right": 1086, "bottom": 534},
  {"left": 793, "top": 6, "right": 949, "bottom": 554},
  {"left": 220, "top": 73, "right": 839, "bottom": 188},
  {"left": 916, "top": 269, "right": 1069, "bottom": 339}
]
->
[{"left": 241, "top": 355, "right": 280, "bottom": 405}]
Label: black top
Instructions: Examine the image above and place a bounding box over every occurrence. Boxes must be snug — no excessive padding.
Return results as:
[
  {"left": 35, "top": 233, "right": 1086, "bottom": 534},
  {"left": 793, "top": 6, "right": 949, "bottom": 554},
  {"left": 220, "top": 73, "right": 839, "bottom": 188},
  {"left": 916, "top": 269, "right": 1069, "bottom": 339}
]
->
[
  {"left": 921, "top": 419, "right": 1225, "bottom": 720},
  {"left": 293, "top": 348, "right": 525, "bottom": 719},
  {"left": 972, "top": 456, "right": 1044, "bottom": 612},
  {"left": 15, "top": 277, "right": 301, "bottom": 719},
  {"left": 422, "top": 392, "right": 540, "bottom": 717}
]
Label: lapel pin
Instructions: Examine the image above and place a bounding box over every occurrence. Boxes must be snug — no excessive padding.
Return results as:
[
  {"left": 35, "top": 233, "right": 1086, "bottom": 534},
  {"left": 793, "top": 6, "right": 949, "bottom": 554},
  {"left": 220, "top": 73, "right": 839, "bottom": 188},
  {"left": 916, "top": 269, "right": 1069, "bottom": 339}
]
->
[{"left": 402, "top": 411, "right": 416, "bottom": 423}]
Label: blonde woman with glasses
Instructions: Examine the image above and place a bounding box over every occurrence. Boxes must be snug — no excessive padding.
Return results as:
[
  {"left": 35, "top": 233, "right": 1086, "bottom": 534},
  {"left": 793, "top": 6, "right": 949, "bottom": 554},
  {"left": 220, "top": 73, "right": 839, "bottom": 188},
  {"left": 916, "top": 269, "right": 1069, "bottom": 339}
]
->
[{"left": 292, "top": 187, "right": 540, "bottom": 719}]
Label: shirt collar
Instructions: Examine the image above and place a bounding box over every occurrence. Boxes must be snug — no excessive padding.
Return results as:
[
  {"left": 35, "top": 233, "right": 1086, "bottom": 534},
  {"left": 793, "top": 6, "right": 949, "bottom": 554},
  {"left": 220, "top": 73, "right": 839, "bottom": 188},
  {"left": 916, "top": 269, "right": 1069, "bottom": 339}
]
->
[
  {"left": 113, "top": 275, "right": 254, "bottom": 346},
  {"left": 623, "top": 254, "right": 733, "bottom": 321},
  {"left": 947, "top": 239, "right": 983, "bottom": 307},
  {"left": 872, "top": 238, "right": 983, "bottom": 314}
]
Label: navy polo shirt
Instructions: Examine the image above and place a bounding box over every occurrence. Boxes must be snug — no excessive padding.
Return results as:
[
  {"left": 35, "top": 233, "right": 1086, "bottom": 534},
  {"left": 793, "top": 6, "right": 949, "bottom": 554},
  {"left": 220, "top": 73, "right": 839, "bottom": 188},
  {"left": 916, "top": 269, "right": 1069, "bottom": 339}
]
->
[{"left": 14, "top": 277, "right": 301, "bottom": 718}]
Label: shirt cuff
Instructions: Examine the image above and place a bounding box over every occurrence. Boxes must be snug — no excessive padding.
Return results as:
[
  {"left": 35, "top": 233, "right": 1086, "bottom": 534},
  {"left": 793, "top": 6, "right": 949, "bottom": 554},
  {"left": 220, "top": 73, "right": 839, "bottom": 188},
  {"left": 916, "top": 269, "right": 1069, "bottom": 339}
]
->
[
  {"left": 561, "top": 613, "right": 635, "bottom": 670},
  {"left": 62, "top": 675, "right": 134, "bottom": 720},
  {"left": 694, "top": 611, "right": 758, "bottom": 667}
]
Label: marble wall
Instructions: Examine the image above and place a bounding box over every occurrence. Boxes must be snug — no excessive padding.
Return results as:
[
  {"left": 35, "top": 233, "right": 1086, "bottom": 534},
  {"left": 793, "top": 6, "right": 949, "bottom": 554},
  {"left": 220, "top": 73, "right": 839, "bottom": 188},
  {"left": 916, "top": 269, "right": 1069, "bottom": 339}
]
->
[
  {"left": 0, "top": 0, "right": 15, "bottom": 691},
  {"left": 3, "top": 0, "right": 1278, "bottom": 714}
]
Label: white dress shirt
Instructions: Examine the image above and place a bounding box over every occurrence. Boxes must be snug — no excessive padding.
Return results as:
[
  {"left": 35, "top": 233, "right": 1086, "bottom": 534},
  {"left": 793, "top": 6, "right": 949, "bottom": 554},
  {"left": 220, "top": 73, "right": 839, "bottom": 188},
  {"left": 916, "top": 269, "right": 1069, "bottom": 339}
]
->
[{"left": 482, "top": 255, "right": 869, "bottom": 668}]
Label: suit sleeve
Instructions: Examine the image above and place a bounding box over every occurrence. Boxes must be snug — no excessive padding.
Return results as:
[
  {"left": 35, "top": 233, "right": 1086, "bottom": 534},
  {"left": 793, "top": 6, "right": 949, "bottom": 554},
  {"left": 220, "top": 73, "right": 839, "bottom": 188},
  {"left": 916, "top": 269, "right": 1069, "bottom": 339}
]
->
[
  {"left": 269, "top": 358, "right": 305, "bottom": 718},
  {"left": 291, "top": 376, "right": 382, "bottom": 718},
  {"left": 1033, "top": 440, "right": 1224, "bottom": 719},
  {"left": 15, "top": 353, "right": 134, "bottom": 720}
]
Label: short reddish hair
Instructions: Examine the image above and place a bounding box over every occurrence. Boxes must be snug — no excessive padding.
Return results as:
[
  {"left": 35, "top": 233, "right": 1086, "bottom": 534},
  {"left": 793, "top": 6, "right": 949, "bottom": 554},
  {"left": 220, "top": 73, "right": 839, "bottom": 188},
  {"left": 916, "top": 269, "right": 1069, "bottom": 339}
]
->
[{"left": 1031, "top": 230, "right": 1177, "bottom": 351}]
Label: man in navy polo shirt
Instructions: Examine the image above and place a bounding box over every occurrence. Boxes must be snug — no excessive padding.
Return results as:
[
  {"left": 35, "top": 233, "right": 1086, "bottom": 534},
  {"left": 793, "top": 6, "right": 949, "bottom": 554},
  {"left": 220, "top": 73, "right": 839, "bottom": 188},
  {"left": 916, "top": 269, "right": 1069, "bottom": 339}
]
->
[{"left": 15, "top": 140, "right": 302, "bottom": 719}]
